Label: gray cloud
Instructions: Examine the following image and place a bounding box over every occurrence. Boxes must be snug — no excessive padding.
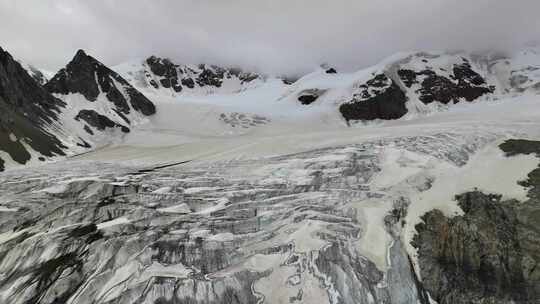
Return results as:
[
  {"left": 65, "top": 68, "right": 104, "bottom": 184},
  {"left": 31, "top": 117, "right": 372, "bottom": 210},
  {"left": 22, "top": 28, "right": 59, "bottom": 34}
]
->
[{"left": 1, "top": 0, "right": 539, "bottom": 76}]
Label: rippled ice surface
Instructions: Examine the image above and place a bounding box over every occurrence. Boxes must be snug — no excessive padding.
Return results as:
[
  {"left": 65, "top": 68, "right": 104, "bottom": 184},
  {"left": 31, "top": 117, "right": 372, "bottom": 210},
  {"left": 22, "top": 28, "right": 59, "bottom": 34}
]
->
[{"left": 0, "top": 130, "right": 534, "bottom": 304}]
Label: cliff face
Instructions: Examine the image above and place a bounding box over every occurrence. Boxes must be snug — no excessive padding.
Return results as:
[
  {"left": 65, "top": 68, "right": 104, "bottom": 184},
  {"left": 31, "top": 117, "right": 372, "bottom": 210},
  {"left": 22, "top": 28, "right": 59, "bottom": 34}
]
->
[
  {"left": 0, "top": 47, "right": 67, "bottom": 171},
  {"left": 412, "top": 139, "right": 540, "bottom": 304},
  {"left": 339, "top": 73, "right": 408, "bottom": 121}
]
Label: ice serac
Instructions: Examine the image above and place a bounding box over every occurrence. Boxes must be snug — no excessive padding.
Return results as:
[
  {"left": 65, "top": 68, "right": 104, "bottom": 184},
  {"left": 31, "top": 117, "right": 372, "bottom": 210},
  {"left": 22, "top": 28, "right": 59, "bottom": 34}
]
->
[
  {"left": 46, "top": 49, "right": 156, "bottom": 116},
  {"left": 0, "top": 131, "right": 494, "bottom": 304},
  {"left": 0, "top": 46, "right": 68, "bottom": 171}
]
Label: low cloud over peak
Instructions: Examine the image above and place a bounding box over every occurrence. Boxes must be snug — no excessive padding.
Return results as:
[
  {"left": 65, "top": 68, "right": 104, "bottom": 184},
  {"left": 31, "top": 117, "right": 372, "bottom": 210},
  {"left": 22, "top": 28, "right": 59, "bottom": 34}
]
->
[{"left": 1, "top": 0, "right": 539, "bottom": 76}]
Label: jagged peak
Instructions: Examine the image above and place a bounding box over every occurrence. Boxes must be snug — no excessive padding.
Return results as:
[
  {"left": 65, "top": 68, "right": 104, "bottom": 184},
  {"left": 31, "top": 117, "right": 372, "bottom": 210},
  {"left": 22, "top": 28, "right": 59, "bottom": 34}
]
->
[
  {"left": 75, "top": 49, "right": 87, "bottom": 58},
  {"left": 46, "top": 48, "right": 156, "bottom": 116},
  {"left": 67, "top": 49, "right": 104, "bottom": 70}
]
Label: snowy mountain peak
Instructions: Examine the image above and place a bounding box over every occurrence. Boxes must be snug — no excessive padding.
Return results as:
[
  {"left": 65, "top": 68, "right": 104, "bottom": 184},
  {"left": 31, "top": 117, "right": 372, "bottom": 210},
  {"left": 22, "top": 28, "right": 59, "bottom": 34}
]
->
[
  {"left": 41, "top": 50, "right": 157, "bottom": 152},
  {"left": 46, "top": 49, "right": 156, "bottom": 116},
  {"left": 114, "top": 56, "right": 265, "bottom": 97},
  {"left": 74, "top": 48, "right": 88, "bottom": 58},
  {"left": 280, "top": 51, "right": 498, "bottom": 122}
]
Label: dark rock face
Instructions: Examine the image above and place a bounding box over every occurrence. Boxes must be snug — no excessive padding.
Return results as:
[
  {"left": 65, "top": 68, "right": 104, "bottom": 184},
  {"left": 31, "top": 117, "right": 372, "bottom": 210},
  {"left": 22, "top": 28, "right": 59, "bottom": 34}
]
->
[
  {"left": 124, "top": 86, "right": 156, "bottom": 116},
  {"left": 45, "top": 50, "right": 100, "bottom": 100},
  {"left": 297, "top": 89, "right": 326, "bottom": 105},
  {"left": 413, "top": 139, "right": 540, "bottom": 304},
  {"left": 339, "top": 74, "right": 408, "bottom": 121},
  {"left": 181, "top": 77, "right": 195, "bottom": 88},
  {"left": 46, "top": 50, "right": 156, "bottom": 116},
  {"left": 398, "top": 59, "right": 493, "bottom": 105},
  {"left": 0, "top": 47, "right": 67, "bottom": 170},
  {"left": 196, "top": 65, "right": 225, "bottom": 88},
  {"left": 146, "top": 56, "right": 183, "bottom": 92},
  {"left": 325, "top": 68, "right": 337, "bottom": 74},
  {"left": 75, "top": 109, "right": 130, "bottom": 133},
  {"left": 298, "top": 95, "right": 318, "bottom": 105}
]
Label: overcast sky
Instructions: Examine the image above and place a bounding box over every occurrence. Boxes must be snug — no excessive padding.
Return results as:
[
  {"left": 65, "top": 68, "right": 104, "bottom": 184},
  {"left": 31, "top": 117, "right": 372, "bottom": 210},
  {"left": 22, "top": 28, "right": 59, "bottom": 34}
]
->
[{"left": 1, "top": 0, "right": 539, "bottom": 76}]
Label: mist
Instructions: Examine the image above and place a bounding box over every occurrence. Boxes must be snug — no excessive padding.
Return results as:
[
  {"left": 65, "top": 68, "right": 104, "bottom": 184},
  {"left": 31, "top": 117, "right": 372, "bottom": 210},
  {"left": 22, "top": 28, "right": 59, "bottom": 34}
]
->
[{"left": 1, "top": 0, "right": 539, "bottom": 76}]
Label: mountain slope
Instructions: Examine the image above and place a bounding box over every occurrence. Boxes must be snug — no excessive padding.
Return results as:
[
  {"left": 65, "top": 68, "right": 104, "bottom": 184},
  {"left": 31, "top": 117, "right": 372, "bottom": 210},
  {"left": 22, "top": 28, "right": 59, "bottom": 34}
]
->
[
  {"left": 45, "top": 50, "right": 156, "bottom": 147},
  {"left": 20, "top": 63, "right": 50, "bottom": 85},
  {"left": 280, "top": 52, "right": 498, "bottom": 123},
  {"left": 115, "top": 56, "right": 264, "bottom": 97},
  {"left": 0, "top": 47, "right": 69, "bottom": 171},
  {"left": 0, "top": 48, "right": 158, "bottom": 172}
]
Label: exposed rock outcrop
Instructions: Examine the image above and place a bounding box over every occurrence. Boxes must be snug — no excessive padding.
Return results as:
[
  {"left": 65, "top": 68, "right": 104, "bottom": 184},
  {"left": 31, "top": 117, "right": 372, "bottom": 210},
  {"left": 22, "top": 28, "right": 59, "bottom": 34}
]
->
[
  {"left": 297, "top": 89, "right": 326, "bottom": 105},
  {"left": 339, "top": 74, "right": 408, "bottom": 121},
  {"left": 398, "top": 59, "right": 494, "bottom": 105},
  {"left": 75, "top": 109, "right": 130, "bottom": 133},
  {"left": 46, "top": 49, "right": 156, "bottom": 116},
  {"left": 0, "top": 47, "right": 68, "bottom": 171},
  {"left": 117, "top": 56, "right": 263, "bottom": 96},
  {"left": 412, "top": 139, "right": 540, "bottom": 304}
]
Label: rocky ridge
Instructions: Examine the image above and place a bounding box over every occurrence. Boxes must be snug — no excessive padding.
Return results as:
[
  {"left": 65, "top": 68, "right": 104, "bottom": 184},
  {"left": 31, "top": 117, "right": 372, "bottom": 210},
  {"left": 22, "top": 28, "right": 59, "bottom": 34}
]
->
[
  {"left": 0, "top": 47, "right": 69, "bottom": 171},
  {"left": 283, "top": 50, "right": 540, "bottom": 122},
  {"left": 0, "top": 47, "right": 157, "bottom": 172},
  {"left": 116, "top": 56, "right": 263, "bottom": 96},
  {"left": 44, "top": 49, "right": 156, "bottom": 147}
]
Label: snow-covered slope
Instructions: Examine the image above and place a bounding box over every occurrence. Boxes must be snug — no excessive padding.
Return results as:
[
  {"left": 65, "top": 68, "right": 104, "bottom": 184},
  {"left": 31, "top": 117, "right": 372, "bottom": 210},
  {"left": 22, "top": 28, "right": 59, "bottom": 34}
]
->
[
  {"left": 277, "top": 46, "right": 540, "bottom": 123},
  {"left": 19, "top": 63, "right": 51, "bottom": 85},
  {"left": 114, "top": 56, "right": 265, "bottom": 97},
  {"left": 486, "top": 46, "right": 540, "bottom": 95},
  {"left": 0, "top": 47, "right": 87, "bottom": 172},
  {"left": 111, "top": 47, "right": 540, "bottom": 130},
  {"left": 5, "top": 45, "right": 540, "bottom": 173},
  {"left": 279, "top": 51, "right": 499, "bottom": 122},
  {"left": 45, "top": 50, "right": 156, "bottom": 149},
  {"left": 0, "top": 47, "right": 157, "bottom": 172}
]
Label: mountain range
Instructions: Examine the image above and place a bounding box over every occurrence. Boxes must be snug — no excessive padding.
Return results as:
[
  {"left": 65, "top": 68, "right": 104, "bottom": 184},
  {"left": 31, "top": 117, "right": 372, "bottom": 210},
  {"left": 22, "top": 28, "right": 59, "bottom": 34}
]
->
[
  {"left": 2, "top": 45, "right": 540, "bottom": 172},
  {"left": 1, "top": 45, "right": 540, "bottom": 304}
]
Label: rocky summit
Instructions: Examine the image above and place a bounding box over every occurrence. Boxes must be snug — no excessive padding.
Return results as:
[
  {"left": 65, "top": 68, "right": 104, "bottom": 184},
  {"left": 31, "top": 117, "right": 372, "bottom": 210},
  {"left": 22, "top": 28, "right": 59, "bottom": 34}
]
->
[{"left": 46, "top": 49, "right": 156, "bottom": 116}]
